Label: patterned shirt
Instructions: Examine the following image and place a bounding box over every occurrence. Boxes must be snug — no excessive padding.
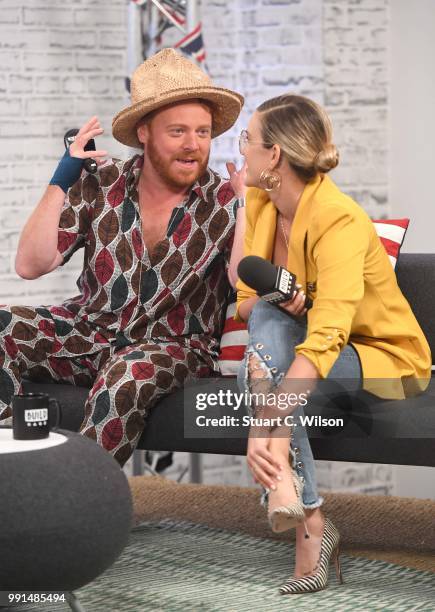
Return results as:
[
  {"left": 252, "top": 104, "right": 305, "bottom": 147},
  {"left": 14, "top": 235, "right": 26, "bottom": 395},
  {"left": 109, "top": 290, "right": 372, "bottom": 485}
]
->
[{"left": 56, "top": 154, "right": 237, "bottom": 369}]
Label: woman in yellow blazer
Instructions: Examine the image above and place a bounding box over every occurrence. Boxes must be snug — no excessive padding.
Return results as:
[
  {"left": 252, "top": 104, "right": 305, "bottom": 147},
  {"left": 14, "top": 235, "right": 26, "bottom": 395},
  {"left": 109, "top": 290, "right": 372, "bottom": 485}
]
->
[{"left": 234, "top": 94, "right": 431, "bottom": 594}]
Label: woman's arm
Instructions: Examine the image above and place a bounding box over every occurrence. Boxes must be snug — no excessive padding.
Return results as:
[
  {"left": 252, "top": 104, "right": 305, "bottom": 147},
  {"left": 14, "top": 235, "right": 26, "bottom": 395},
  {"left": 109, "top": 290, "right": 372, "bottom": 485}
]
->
[
  {"left": 276, "top": 354, "right": 320, "bottom": 416},
  {"left": 227, "top": 203, "right": 246, "bottom": 288},
  {"left": 237, "top": 295, "right": 259, "bottom": 322},
  {"left": 269, "top": 207, "right": 368, "bottom": 418},
  {"left": 295, "top": 204, "right": 368, "bottom": 378},
  {"left": 260, "top": 205, "right": 368, "bottom": 425},
  {"left": 226, "top": 161, "right": 247, "bottom": 289}
]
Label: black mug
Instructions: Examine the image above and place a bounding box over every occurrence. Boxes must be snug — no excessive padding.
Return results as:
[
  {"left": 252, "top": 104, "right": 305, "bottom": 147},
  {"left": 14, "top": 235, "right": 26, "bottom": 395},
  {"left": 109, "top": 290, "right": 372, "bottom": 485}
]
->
[{"left": 12, "top": 393, "right": 61, "bottom": 440}]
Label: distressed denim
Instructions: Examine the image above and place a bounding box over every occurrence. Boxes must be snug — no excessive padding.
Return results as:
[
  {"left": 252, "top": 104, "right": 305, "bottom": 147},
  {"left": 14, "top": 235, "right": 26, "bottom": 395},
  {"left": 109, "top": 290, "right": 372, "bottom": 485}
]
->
[{"left": 237, "top": 299, "right": 362, "bottom": 510}]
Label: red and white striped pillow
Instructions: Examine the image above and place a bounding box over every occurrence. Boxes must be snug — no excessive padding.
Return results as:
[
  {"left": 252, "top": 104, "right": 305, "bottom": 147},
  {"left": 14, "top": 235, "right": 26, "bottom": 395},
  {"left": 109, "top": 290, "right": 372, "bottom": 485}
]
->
[
  {"left": 217, "top": 302, "right": 248, "bottom": 376},
  {"left": 372, "top": 218, "right": 409, "bottom": 268},
  {"left": 217, "top": 218, "right": 410, "bottom": 376}
]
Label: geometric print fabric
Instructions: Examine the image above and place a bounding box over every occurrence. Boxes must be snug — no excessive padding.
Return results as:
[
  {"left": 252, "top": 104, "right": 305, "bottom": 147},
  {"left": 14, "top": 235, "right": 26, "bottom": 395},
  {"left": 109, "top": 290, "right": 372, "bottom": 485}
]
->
[{"left": 0, "top": 156, "right": 237, "bottom": 464}]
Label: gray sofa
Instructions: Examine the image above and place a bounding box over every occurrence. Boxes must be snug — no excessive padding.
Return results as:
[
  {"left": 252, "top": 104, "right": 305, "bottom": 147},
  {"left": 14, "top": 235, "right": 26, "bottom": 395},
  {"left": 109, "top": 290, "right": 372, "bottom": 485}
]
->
[{"left": 23, "top": 253, "right": 435, "bottom": 468}]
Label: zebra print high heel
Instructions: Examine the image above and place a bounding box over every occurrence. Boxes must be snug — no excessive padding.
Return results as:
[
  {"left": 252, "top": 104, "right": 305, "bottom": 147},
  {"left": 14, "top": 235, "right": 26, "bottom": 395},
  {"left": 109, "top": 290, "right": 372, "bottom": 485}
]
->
[
  {"left": 279, "top": 517, "right": 343, "bottom": 594},
  {"left": 267, "top": 468, "right": 306, "bottom": 533}
]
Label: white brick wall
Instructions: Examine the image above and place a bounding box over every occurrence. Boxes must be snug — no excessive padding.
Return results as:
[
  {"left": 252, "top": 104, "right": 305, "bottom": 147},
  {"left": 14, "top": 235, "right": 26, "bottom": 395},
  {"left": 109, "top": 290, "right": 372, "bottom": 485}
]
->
[
  {"left": 324, "top": 0, "right": 390, "bottom": 217},
  {"left": 0, "top": 0, "right": 129, "bottom": 306},
  {"left": 0, "top": 0, "right": 392, "bottom": 493},
  {"left": 169, "top": 0, "right": 391, "bottom": 493}
]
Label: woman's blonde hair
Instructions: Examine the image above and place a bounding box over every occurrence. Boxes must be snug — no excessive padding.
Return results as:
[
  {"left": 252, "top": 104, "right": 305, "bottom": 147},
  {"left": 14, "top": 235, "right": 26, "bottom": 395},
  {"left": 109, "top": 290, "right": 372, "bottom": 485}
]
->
[{"left": 257, "top": 94, "right": 339, "bottom": 182}]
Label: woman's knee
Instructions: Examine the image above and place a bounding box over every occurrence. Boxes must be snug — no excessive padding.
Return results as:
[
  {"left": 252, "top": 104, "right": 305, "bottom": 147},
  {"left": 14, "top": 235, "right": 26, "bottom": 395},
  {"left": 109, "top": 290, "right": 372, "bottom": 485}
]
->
[
  {"left": 239, "top": 348, "right": 273, "bottom": 386},
  {"left": 242, "top": 341, "right": 291, "bottom": 390},
  {"left": 246, "top": 303, "right": 306, "bottom": 376}
]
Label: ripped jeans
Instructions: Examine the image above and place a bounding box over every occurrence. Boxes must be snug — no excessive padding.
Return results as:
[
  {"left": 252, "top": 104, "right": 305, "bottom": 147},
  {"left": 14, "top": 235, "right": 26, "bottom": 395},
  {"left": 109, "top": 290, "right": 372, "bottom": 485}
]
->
[{"left": 237, "top": 299, "right": 362, "bottom": 510}]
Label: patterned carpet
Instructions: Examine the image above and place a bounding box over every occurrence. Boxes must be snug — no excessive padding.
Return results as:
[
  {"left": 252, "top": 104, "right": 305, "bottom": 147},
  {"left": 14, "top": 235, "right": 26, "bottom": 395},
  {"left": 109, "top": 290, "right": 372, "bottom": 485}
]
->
[{"left": 14, "top": 519, "right": 435, "bottom": 612}]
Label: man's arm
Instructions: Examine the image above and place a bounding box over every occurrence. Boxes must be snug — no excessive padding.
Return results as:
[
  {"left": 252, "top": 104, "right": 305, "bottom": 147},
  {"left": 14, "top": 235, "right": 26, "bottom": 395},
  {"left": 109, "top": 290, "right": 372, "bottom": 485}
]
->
[
  {"left": 15, "top": 116, "right": 106, "bottom": 280},
  {"left": 15, "top": 185, "right": 65, "bottom": 279}
]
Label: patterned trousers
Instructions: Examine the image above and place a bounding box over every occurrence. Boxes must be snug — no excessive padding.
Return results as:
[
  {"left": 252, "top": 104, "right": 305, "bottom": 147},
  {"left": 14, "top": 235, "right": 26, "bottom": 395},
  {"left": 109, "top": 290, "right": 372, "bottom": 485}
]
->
[{"left": 0, "top": 305, "right": 213, "bottom": 465}]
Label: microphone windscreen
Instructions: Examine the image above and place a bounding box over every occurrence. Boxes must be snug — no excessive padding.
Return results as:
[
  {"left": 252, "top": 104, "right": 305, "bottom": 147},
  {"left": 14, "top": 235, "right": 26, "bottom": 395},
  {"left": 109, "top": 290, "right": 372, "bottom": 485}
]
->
[{"left": 237, "top": 255, "right": 277, "bottom": 293}]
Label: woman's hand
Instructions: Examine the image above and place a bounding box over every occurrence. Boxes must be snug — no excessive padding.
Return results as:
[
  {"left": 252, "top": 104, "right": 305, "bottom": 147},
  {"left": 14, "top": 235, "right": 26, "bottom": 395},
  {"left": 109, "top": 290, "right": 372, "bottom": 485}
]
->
[
  {"left": 247, "top": 431, "right": 283, "bottom": 490},
  {"left": 279, "top": 284, "right": 307, "bottom": 317},
  {"left": 69, "top": 116, "right": 108, "bottom": 165},
  {"left": 226, "top": 160, "right": 247, "bottom": 199}
]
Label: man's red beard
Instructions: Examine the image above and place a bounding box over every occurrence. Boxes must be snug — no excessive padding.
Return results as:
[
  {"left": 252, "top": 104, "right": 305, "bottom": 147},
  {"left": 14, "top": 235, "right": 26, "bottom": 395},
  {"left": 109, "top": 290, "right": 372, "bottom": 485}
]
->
[{"left": 146, "top": 138, "right": 209, "bottom": 190}]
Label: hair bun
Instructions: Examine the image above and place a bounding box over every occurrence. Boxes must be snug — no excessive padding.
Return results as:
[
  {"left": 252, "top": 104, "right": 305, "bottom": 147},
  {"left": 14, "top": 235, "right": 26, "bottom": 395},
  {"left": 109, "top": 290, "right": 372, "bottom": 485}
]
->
[{"left": 314, "top": 144, "right": 339, "bottom": 173}]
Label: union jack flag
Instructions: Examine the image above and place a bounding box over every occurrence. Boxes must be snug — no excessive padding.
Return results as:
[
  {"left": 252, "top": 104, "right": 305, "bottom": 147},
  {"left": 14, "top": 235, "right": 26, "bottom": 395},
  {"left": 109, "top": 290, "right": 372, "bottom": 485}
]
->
[
  {"left": 131, "top": 0, "right": 186, "bottom": 29},
  {"left": 128, "top": 0, "right": 207, "bottom": 88},
  {"left": 174, "top": 22, "right": 206, "bottom": 65}
]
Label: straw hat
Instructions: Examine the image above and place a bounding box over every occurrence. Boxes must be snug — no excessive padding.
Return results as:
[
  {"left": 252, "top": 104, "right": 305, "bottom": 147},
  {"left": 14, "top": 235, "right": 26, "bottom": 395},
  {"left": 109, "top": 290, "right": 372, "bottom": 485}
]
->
[{"left": 112, "top": 48, "right": 244, "bottom": 148}]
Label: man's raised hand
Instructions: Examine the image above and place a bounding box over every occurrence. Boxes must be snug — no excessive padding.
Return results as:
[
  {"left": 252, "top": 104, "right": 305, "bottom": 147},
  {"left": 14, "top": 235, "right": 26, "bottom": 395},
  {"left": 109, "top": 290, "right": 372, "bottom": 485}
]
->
[{"left": 69, "top": 116, "right": 108, "bottom": 165}]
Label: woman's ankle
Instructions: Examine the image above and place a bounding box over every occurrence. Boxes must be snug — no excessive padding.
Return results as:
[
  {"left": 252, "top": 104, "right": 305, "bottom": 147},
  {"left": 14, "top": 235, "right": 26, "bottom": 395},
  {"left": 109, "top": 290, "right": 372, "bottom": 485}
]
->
[
  {"left": 304, "top": 507, "right": 324, "bottom": 522},
  {"left": 296, "top": 508, "right": 324, "bottom": 535}
]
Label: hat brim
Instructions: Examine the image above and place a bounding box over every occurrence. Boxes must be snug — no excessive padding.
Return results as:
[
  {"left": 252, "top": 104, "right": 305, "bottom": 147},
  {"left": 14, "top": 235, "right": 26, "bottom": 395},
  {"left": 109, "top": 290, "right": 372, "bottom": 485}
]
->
[{"left": 112, "top": 86, "right": 244, "bottom": 149}]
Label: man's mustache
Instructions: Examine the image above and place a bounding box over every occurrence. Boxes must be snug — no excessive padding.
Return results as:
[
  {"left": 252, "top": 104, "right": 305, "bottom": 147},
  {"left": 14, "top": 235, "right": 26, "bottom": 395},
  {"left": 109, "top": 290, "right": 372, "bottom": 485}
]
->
[{"left": 172, "top": 154, "right": 203, "bottom": 162}]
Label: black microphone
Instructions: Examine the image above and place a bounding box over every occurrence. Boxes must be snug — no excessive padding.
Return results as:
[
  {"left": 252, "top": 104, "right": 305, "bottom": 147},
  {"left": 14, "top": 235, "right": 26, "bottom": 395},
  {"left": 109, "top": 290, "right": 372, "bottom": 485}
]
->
[
  {"left": 64, "top": 128, "right": 97, "bottom": 174},
  {"left": 237, "top": 255, "right": 313, "bottom": 309}
]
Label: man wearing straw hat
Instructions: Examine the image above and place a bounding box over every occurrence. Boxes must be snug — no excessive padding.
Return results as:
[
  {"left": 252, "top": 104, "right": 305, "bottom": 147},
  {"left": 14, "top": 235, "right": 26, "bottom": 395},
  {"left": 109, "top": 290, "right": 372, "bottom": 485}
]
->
[{"left": 0, "top": 49, "right": 245, "bottom": 465}]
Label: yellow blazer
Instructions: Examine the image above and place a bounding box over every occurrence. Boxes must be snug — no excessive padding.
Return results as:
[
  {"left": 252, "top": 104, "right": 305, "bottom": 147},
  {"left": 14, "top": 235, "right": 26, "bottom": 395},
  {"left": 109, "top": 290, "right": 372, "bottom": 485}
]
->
[{"left": 235, "top": 174, "right": 431, "bottom": 399}]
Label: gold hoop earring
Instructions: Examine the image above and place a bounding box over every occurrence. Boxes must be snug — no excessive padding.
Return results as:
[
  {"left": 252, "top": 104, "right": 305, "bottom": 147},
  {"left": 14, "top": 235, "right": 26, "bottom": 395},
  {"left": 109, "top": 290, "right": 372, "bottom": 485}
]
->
[{"left": 259, "top": 169, "right": 281, "bottom": 192}]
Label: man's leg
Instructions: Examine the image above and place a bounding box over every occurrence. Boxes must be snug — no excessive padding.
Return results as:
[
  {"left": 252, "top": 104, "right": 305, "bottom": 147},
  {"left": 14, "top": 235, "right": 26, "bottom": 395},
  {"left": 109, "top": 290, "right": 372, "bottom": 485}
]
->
[
  {"left": 79, "top": 341, "right": 212, "bottom": 466},
  {"left": 25, "top": 348, "right": 111, "bottom": 389},
  {"left": 0, "top": 305, "right": 61, "bottom": 420},
  {"left": 0, "top": 304, "right": 111, "bottom": 420}
]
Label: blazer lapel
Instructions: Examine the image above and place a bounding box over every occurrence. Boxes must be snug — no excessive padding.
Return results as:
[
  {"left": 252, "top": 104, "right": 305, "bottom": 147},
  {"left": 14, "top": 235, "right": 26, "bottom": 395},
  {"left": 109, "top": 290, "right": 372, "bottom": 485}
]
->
[
  {"left": 287, "top": 175, "right": 323, "bottom": 291},
  {"left": 254, "top": 200, "right": 277, "bottom": 261}
]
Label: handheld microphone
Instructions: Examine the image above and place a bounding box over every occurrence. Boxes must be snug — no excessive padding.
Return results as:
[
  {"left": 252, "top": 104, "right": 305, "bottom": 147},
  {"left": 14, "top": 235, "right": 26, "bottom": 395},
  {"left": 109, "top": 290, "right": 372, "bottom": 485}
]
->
[
  {"left": 237, "top": 255, "right": 313, "bottom": 309},
  {"left": 64, "top": 128, "right": 97, "bottom": 174}
]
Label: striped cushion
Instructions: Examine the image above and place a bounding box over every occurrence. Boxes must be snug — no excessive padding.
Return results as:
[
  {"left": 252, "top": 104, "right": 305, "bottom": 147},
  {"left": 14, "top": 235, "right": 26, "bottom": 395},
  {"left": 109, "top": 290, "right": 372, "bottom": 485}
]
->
[
  {"left": 217, "top": 302, "right": 248, "bottom": 376},
  {"left": 372, "top": 218, "right": 409, "bottom": 269},
  {"left": 217, "top": 218, "right": 409, "bottom": 376}
]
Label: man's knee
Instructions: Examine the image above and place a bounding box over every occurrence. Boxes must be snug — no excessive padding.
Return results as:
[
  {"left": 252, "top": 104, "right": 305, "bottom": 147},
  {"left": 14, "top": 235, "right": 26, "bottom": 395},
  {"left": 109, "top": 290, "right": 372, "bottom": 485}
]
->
[{"left": 0, "top": 307, "right": 13, "bottom": 341}]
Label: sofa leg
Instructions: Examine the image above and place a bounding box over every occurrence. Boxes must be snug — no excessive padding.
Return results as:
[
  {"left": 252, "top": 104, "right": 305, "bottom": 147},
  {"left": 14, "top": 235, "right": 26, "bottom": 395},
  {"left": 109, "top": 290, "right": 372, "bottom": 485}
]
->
[
  {"left": 132, "top": 451, "right": 200, "bottom": 482},
  {"left": 189, "top": 453, "right": 203, "bottom": 483},
  {"left": 66, "top": 592, "right": 86, "bottom": 612},
  {"left": 132, "top": 449, "right": 145, "bottom": 476}
]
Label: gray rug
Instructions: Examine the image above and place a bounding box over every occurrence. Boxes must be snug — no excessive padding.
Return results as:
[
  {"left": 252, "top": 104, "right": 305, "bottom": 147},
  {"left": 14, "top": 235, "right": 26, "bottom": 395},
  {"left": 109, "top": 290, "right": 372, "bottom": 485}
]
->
[{"left": 9, "top": 520, "right": 435, "bottom": 611}]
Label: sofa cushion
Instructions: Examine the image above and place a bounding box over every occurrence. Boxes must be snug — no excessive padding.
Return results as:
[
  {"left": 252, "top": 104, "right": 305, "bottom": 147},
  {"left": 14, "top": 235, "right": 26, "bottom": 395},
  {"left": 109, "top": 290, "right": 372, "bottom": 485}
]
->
[
  {"left": 19, "top": 253, "right": 435, "bottom": 468},
  {"left": 217, "top": 301, "right": 248, "bottom": 376},
  {"left": 395, "top": 254, "right": 435, "bottom": 363},
  {"left": 22, "top": 375, "right": 435, "bottom": 467},
  {"left": 372, "top": 218, "right": 409, "bottom": 268}
]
